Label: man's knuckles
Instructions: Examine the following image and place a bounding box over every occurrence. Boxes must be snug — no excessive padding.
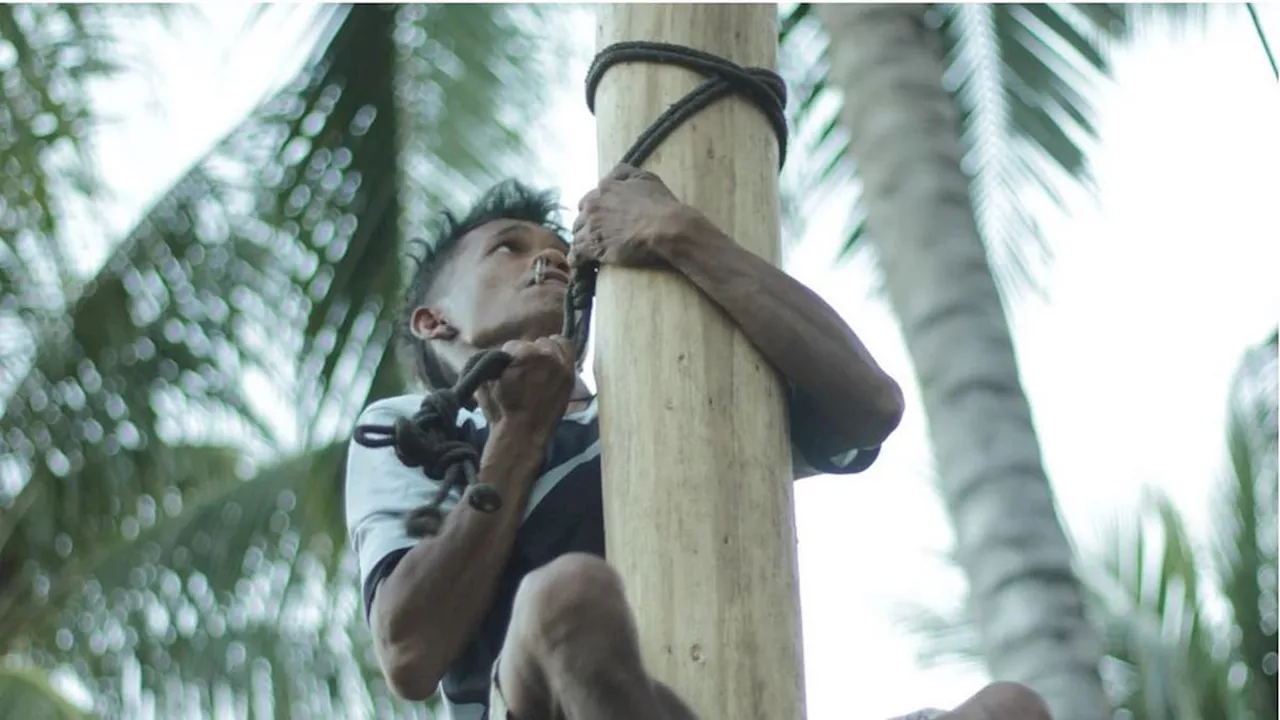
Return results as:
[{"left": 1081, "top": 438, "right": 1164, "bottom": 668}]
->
[{"left": 577, "top": 189, "right": 601, "bottom": 212}]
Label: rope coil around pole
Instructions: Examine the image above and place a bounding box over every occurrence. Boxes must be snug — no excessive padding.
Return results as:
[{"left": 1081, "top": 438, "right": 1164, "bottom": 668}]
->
[{"left": 353, "top": 41, "right": 790, "bottom": 539}]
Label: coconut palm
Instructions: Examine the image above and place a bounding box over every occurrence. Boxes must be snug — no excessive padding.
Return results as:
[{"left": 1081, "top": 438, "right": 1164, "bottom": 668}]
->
[
  {"left": 0, "top": 3, "right": 563, "bottom": 716},
  {"left": 777, "top": 4, "right": 1236, "bottom": 717},
  {"left": 900, "top": 332, "right": 1278, "bottom": 720}
]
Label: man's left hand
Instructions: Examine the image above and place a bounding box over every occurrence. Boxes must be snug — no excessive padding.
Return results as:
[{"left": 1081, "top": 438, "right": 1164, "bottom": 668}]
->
[{"left": 570, "top": 164, "right": 693, "bottom": 269}]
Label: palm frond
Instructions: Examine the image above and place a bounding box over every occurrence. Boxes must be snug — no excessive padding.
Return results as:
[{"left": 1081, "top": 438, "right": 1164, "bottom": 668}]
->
[
  {"left": 26, "top": 443, "right": 417, "bottom": 718},
  {"left": 2, "top": 2, "right": 560, "bottom": 714},
  {"left": 1213, "top": 332, "right": 1278, "bottom": 719},
  {"left": 777, "top": 4, "right": 868, "bottom": 260},
  {"left": 1088, "top": 490, "right": 1241, "bottom": 720},
  {"left": 779, "top": 3, "right": 1225, "bottom": 296},
  {"left": 0, "top": 4, "right": 161, "bottom": 383},
  {"left": 0, "top": 4, "right": 188, "bottom": 326}
]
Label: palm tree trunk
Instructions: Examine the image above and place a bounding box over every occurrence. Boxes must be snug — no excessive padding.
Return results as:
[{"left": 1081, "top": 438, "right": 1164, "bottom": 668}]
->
[{"left": 816, "top": 6, "right": 1110, "bottom": 719}]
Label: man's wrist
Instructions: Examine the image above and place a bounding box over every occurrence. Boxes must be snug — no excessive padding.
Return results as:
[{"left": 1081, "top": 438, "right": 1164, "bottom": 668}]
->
[
  {"left": 491, "top": 412, "right": 557, "bottom": 442},
  {"left": 652, "top": 204, "right": 730, "bottom": 267},
  {"left": 486, "top": 416, "right": 555, "bottom": 471}
]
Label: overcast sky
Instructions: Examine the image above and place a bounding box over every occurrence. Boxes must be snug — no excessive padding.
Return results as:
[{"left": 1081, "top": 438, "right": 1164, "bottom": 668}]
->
[{"left": 75, "top": 5, "right": 1279, "bottom": 718}]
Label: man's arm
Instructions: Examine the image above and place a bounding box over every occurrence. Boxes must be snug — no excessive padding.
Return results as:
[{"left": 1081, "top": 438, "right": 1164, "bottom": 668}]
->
[
  {"left": 359, "top": 419, "right": 549, "bottom": 700},
  {"left": 656, "top": 209, "right": 904, "bottom": 454}
]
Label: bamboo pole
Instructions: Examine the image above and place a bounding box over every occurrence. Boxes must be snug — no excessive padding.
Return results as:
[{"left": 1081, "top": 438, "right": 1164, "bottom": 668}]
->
[{"left": 591, "top": 5, "right": 804, "bottom": 719}]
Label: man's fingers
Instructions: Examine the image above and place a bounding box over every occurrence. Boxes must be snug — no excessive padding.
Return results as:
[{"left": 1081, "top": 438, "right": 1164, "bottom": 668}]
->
[
  {"left": 552, "top": 334, "right": 576, "bottom": 367},
  {"left": 532, "top": 334, "right": 574, "bottom": 366},
  {"left": 500, "top": 340, "right": 535, "bottom": 367},
  {"left": 609, "top": 162, "right": 641, "bottom": 180},
  {"left": 568, "top": 236, "right": 599, "bottom": 266},
  {"left": 578, "top": 188, "right": 601, "bottom": 212}
]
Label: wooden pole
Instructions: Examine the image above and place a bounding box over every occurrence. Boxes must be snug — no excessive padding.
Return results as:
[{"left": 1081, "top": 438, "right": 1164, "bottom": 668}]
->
[{"left": 591, "top": 5, "right": 804, "bottom": 720}]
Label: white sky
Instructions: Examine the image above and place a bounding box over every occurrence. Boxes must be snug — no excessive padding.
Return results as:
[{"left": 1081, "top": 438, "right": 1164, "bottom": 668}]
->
[{"left": 76, "top": 4, "right": 1279, "bottom": 718}]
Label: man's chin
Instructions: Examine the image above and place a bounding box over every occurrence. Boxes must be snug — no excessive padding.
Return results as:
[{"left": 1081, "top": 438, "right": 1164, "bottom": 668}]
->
[{"left": 515, "top": 308, "right": 568, "bottom": 341}]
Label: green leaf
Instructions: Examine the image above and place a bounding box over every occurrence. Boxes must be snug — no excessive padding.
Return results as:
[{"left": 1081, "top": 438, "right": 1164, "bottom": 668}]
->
[
  {"left": 2, "top": 2, "right": 563, "bottom": 714},
  {"left": 1212, "top": 331, "right": 1278, "bottom": 719}
]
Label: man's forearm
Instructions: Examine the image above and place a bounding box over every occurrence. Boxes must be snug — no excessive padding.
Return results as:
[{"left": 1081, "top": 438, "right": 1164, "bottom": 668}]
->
[
  {"left": 372, "top": 422, "right": 548, "bottom": 697},
  {"left": 658, "top": 210, "right": 903, "bottom": 450}
]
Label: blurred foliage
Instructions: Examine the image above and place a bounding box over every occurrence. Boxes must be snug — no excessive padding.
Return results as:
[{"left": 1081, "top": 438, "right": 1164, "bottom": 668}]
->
[
  {"left": 778, "top": 3, "right": 1219, "bottom": 296},
  {"left": 0, "top": 667, "right": 88, "bottom": 719},
  {"left": 1, "top": 3, "right": 562, "bottom": 716},
  {"left": 899, "top": 333, "right": 1279, "bottom": 720}
]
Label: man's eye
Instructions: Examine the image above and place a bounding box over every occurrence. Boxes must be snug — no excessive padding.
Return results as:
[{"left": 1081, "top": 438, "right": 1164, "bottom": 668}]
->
[{"left": 493, "top": 240, "right": 516, "bottom": 253}]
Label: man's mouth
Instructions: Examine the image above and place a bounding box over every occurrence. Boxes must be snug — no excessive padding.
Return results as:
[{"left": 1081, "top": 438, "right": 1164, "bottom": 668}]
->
[{"left": 528, "top": 269, "right": 569, "bottom": 287}]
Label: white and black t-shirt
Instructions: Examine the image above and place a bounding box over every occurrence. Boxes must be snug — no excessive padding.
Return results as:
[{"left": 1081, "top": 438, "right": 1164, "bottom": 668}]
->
[{"left": 345, "top": 392, "right": 879, "bottom": 720}]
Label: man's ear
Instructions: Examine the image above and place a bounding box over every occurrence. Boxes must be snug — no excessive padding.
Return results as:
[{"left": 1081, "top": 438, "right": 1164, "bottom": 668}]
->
[{"left": 410, "top": 307, "right": 458, "bottom": 341}]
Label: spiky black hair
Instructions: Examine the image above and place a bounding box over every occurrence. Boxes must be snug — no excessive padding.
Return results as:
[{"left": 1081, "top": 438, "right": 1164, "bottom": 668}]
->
[{"left": 399, "top": 179, "right": 567, "bottom": 388}]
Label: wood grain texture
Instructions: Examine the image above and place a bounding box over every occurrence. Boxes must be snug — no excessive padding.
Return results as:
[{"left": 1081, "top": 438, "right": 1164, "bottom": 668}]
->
[{"left": 592, "top": 5, "right": 805, "bottom": 719}]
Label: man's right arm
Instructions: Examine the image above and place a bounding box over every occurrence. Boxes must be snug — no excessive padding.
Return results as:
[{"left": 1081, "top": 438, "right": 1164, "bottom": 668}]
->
[{"left": 355, "top": 418, "right": 551, "bottom": 700}]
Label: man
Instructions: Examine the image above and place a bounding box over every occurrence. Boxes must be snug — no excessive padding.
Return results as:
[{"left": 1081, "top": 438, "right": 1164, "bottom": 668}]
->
[{"left": 346, "top": 165, "right": 1051, "bottom": 720}]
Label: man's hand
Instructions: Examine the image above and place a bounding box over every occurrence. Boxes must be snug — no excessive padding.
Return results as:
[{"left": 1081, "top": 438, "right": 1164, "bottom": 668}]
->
[
  {"left": 476, "top": 335, "right": 576, "bottom": 435},
  {"left": 570, "top": 163, "right": 694, "bottom": 269}
]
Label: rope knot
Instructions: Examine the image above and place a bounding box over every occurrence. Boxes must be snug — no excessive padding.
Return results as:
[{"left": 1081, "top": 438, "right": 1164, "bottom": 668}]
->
[{"left": 354, "top": 349, "right": 513, "bottom": 538}]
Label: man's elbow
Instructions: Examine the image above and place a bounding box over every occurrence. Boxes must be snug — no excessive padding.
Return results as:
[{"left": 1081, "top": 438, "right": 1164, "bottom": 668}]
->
[
  {"left": 380, "top": 646, "right": 443, "bottom": 702},
  {"left": 372, "top": 597, "right": 445, "bottom": 701},
  {"left": 851, "top": 375, "right": 904, "bottom": 447},
  {"left": 872, "top": 376, "right": 905, "bottom": 437}
]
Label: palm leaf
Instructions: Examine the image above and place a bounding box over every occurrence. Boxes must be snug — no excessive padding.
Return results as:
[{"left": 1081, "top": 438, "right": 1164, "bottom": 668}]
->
[
  {"left": 1087, "top": 491, "right": 1238, "bottom": 720},
  {"left": 0, "top": 3, "right": 181, "bottom": 395},
  {"left": 1213, "top": 331, "right": 1278, "bottom": 719},
  {"left": 2, "top": 2, "right": 561, "bottom": 714},
  {"left": 11, "top": 442, "right": 421, "bottom": 718},
  {"left": 778, "top": 3, "right": 1223, "bottom": 296}
]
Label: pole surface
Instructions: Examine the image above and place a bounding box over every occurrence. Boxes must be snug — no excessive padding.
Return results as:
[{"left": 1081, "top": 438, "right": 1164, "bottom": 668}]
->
[{"left": 591, "top": 5, "right": 805, "bottom": 719}]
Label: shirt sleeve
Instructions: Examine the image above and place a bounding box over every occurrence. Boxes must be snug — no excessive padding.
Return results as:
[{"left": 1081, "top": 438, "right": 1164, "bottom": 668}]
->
[
  {"left": 786, "top": 382, "right": 882, "bottom": 479},
  {"left": 345, "top": 397, "right": 460, "bottom": 620}
]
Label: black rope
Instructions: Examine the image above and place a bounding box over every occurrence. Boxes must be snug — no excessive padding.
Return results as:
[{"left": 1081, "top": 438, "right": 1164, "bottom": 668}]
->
[
  {"left": 353, "top": 40, "right": 789, "bottom": 539},
  {"left": 586, "top": 41, "right": 789, "bottom": 169}
]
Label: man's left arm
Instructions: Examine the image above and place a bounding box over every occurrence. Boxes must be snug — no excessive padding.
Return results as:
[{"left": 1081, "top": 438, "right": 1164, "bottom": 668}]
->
[
  {"left": 572, "top": 165, "right": 905, "bottom": 470},
  {"left": 658, "top": 209, "right": 904, "bottom": 464}
]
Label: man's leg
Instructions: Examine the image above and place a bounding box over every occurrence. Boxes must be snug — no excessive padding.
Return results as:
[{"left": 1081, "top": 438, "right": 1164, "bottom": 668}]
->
[{"left": 494, "top": 553, "right": 697, "bottom": 720}]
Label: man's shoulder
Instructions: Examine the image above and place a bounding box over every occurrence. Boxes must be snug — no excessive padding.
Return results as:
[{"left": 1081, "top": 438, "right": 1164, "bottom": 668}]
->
[{"left": 357, "top": 393, "right": 420, "bottom": 421}]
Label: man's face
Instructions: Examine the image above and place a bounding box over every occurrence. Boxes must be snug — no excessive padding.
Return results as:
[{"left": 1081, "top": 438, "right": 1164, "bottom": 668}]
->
[{"left": 414, "top": 219, "right": 570, "bottom": 352}]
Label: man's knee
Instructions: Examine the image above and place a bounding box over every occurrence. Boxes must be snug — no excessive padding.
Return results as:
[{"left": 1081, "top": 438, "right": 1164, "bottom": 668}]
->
[
  {"left": 959, "top": 682, "right": 1052, "bottom": 720},
  {"left": 513, "top": 553, "right": 633, "bottom": 653}
]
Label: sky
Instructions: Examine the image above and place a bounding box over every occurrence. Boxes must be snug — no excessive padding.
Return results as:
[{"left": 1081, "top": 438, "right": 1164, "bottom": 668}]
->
[{"left": 73, "top": 4, "right": 1279, "bottom": 719}]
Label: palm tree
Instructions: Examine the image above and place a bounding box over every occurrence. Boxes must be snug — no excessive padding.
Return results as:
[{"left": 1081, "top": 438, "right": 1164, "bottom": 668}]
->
[
  {"left": 783, "top": 4, "right": 1221, "bottom": 718},
  {"left": 0, "top": 3, "right": 564, "bottom": 716},
  {"left": 900, "top": 332, "right": 1278, "bottom": 720}
]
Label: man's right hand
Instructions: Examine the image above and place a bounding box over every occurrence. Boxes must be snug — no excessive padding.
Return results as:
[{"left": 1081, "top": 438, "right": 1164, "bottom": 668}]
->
[{"left": 476, "top": 335, "right": 576, "bottom": 435}]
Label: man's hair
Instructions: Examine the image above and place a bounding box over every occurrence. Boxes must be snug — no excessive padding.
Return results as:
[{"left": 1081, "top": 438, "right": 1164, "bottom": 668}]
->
[{"left": 399, "top": 179, "right": 567, "bottom": 389}]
